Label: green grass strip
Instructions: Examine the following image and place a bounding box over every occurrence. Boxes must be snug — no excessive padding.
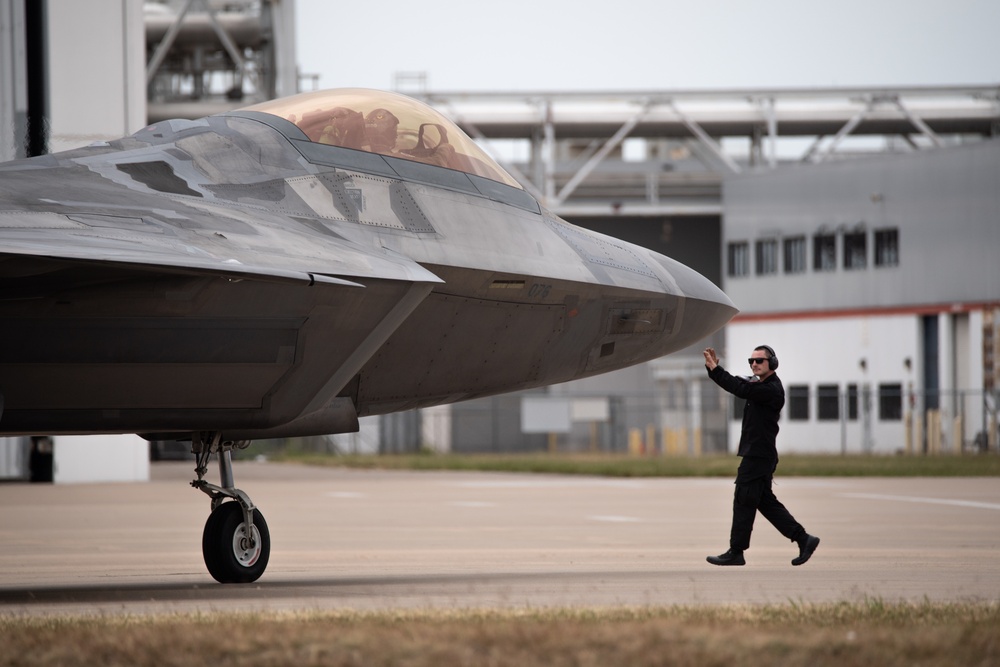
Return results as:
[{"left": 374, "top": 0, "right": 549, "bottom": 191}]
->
[{"left": 269, "top": 451, "right": 1000, "bottom": 477}]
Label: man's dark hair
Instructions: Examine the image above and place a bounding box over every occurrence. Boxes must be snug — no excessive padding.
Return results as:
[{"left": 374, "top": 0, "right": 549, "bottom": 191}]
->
[{"left": 755, "top": 345, "right": 778, "bottom": 370}]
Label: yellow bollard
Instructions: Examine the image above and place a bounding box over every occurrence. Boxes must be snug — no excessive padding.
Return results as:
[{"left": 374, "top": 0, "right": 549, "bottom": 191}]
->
[
  {"left": 928, "top": 410, "right": 941, "bottom": 455},
  {"left": 914, "top": 413, "right": 924, "bottom": 455},
  {"left": 665, "top": 429, "right": 677, "bottom": 457},
  {"left": 628, "top": 428, "right": 642, "bottom": 456},
  {"left": 904, "top": 411, "right": 913, "bottom": 455}
]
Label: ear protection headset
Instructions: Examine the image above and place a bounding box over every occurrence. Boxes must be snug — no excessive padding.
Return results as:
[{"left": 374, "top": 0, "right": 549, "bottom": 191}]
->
[{"left": 756, "top": 345, "right": 779, "bottom": 370}]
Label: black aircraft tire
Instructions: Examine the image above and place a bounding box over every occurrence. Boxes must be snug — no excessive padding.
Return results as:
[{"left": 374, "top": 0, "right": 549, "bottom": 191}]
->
[{"left": 202, "top": 501, "right": 270, "bottom": 583}]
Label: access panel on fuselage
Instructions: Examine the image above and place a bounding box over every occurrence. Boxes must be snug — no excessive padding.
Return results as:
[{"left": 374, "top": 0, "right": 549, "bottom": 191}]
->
[{"left": 356, "top": 291, "right": 566, "bottom": 411}]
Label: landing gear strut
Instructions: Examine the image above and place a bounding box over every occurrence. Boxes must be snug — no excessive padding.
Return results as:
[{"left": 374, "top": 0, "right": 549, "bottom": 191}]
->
[{"left": 191, "top": 433, "right": 270, "bottom": 583}]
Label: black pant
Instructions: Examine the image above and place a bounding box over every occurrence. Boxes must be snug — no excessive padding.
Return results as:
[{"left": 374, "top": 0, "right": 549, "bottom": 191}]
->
[{"left": 730, "top": 462, "right": 804, "bottom": 551}]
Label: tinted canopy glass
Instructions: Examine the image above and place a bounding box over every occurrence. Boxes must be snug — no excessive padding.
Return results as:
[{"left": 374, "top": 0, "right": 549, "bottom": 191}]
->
[{"left": 246, "top": 88, "right": 520, "bottom": 189}]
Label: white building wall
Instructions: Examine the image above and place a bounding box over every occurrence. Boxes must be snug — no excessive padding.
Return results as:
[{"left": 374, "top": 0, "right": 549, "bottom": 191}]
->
[
  {"left": 721, "top": 141, "right": 999, "bottom": 455},
  {"left": 0, "top": 0, "right": 27, "bottom": 161},
  {"left": 46, "top": 0, "right": 146, "bottom": 152},
  {"left": 937, "top": 311, "right": 953, "bottom": 416},
  {"left": 0, "top": 436, "right": 28, "bottom": 479},
  {"left": 960, "top": 310, "right": 987, "bottom": 446},
  {"left": 725, "top": 314, "right": 920, "bottom": 454},
  {"left": 52, "top": 434, "right": 149, "bottom": 483}
]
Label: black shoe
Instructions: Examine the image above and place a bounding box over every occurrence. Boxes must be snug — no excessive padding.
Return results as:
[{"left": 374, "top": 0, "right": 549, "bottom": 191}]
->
[
  {"left": 706, "top": 549, "right": 745, "bottom": 566},
  {"left": 792, "top": 534, "right": 820, "bottom": 566}
]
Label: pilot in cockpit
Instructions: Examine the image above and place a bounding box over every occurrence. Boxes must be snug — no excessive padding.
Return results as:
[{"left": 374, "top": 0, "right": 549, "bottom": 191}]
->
[
  {"left": 318, "top": 107, "right": 366, "bottom": 150},
  {"left": 311, "top": 105, "right": 464, "bottom": 171},
  {"left": 362, "top": 107, "right": 460, "bottom": 172},
  {"left": 259, "top": 89, "right": 520, "bottom": 187},
  {"left": 314, "top": 106, "right": 401, "bottom": 156},
  {"left": 364, "top": 108, "right": 399, "bottom": 153}
]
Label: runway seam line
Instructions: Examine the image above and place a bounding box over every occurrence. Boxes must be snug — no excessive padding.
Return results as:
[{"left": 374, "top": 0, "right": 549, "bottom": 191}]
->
[{"left": 839, "top": 493, "right": 1000, "bottom": 511}]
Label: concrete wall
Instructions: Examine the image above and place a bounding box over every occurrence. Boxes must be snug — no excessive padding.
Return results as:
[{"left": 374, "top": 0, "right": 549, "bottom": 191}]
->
[
  {"left": 0, "top": 436, "right": 30, "bottom": 479},
  {"left": 723, "top": 141, "right": 1000, "bottom": 314},
  {"left": 47, "top": 0, "right": 146, "bottom": 152},
  {"left": 724, "top": 316, "right": 919, "bottom": 454},
  {"left": 0, "top": 0, "right": 146, "bottom": 158},
  {"left": 0, "top": 435, "right": 150, "bottom": 482},
  {"left": 53, "top": 434, "right": 149, "bottom": 483},
  {"left": 0, "top": 0, "right": 27, "bottom": 161}
]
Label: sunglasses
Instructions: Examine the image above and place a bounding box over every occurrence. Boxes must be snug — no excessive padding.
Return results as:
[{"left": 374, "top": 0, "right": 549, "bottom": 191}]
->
[{"left": 748, "top": 358, "right": 769, "bottom": 365}]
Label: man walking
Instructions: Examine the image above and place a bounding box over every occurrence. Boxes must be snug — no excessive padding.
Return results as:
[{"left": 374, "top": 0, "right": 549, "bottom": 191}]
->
[{"left": 703, "top": 345, "right": 820, "bottom": 566}]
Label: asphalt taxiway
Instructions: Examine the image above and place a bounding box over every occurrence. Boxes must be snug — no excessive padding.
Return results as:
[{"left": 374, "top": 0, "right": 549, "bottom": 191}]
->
[{"left": 1, "top": 461, "right": 998, "bottom": 616}]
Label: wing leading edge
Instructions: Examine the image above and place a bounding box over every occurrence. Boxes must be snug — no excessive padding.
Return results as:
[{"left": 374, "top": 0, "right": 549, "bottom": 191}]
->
[{"left": 0, "top": 212, "right": 442, "bottom": 437}]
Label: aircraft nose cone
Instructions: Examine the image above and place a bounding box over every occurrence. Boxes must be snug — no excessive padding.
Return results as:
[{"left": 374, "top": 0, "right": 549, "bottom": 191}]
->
[
  {"left": 652, "top": 252, "right": 737, "bottom": 311},
  {"left": 648, "top": 251, "right": 739, "bottom": 348}
]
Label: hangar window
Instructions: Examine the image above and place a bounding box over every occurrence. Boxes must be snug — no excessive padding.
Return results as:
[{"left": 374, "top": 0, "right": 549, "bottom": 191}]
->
[
  {"left": 817, "top": 384, "right": 840, "bottom": 421},
  {"left": 788, "top": 385, "right": 810, "bottom": 421},
  {"left": 846, "top": 383, "right": 859, "bottom": 420},
  {"left": 727, "top": 241, "right": 749, "bottom": 277},
  {"left": 755, "top": 238, "right": 778, "bottom": 275},
  {"left": 878, "top": 383, "right": 903, "bottom": 421},
  {"left": 875, "top": 228, "right": 899, "bottom": 267},
  {"left": 813, "top": 233, "right": 836, "bottom": 271},
  {"left": 783, "top": 236, "right": 806, "bottom": 274},
  {"left": 844, "top": 230, "right": 867, "bottom": 270}
]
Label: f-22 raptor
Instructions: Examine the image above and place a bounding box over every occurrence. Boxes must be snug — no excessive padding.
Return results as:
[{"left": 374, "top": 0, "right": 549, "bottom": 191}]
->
[{"left": 0, "top": 88, "right": 737, "bottom": 582}]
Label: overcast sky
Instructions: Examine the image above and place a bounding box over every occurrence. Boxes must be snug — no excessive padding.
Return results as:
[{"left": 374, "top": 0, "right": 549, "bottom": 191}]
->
[{"left": 295, "top": 0, "right": 998, "bottom": 92}]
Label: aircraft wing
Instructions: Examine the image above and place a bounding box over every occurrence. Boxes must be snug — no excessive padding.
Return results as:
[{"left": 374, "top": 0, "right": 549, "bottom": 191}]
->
[
  {"left": 0, "top": 87, "right": 741, "bottom": 586},
  {"left": 0, "top": 206, "right": 442, "bottom": 289},
  {"left": 0, "top": 150, "right": 442, "bottom": 438}
]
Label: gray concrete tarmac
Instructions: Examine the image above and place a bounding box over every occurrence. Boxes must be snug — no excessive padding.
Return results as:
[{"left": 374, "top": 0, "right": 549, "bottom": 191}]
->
[{"left": 1, "top": 461, "right": 998, "bottom": 616}]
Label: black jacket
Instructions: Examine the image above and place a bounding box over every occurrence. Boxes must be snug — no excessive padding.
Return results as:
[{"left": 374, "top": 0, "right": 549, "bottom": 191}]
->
[{"left": 707, "top": 365, "right": 784, "bottom": 461}]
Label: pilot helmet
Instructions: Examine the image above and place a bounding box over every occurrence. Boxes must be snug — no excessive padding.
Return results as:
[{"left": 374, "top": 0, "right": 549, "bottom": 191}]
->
[{"left": 365, "top": 108, "right": 399, "bottom": 152}]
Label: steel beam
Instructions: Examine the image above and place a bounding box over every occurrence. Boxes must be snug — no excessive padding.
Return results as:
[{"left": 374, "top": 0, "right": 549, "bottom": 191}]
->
[
  {"left": 894, "top": 98, "right": 944, "bottom": 148},
  {"left": 146, "top": 0, "right": 195, "bottom": 82},
  {"left": 552, "top": 101, "right": 653, "bottom": 206},
  {"left": 666, "top": 100, "right": 741, "bottom": 174},
  {"left": 812, "top": 100, "right": 873, "bottom": 164}
]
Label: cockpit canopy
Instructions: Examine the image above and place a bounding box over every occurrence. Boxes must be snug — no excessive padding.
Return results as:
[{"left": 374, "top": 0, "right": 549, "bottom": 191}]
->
[{"left": 246, "top": 89, "right": 521, "bottom": 189}]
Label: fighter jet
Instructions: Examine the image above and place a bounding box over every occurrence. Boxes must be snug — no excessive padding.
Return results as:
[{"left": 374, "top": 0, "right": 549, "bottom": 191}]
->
[{"left": 0, "top": 88, "right": 737, "bottom": 583}]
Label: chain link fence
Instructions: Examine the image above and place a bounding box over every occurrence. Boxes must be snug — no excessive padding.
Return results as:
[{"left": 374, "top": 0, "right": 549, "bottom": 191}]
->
[{"left": 371, "top": 385, "right": 1000, "bottom": 456}]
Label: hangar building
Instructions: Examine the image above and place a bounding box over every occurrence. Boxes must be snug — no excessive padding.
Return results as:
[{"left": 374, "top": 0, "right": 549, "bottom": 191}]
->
[
  {"left": 722, "top": 140, "right": 999, "bottom": 454},
  {"left": 1, "top": 0, "right": 996, "bottom": 460}
]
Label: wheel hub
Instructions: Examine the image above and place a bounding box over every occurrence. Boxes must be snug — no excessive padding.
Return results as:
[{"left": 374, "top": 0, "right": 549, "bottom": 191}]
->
[{"left": 232, "top": 523, "right": 261, "bottom": 567}]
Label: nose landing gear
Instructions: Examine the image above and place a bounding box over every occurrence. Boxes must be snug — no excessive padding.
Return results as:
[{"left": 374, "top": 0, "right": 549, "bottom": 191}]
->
[{"left": 191, "top": 433, "right": 270, "bottom": 583}]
